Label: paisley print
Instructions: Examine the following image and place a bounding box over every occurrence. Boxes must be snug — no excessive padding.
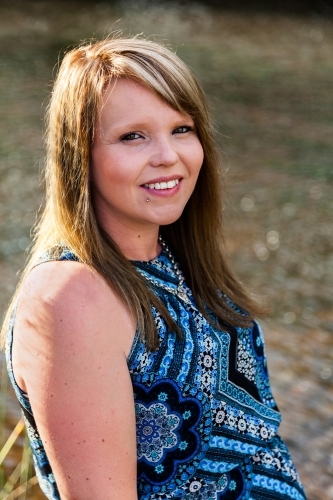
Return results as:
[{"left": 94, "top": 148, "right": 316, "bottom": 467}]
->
[
  {"left": 6, "top": 246, "right": 307, "bottom": 500},
  {"left": 134, "top": 377, "right": 211, "bottom": 496}
]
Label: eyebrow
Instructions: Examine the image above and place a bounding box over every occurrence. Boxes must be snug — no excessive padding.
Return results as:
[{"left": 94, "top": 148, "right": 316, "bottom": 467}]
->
[{"left": 104, "top": 117, "right": 195, "bottom": 134}]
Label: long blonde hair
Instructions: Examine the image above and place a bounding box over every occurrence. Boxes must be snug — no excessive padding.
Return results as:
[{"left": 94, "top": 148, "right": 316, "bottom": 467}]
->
[{"left": 1, "top": 36, "right": 266, "bottom": 350}]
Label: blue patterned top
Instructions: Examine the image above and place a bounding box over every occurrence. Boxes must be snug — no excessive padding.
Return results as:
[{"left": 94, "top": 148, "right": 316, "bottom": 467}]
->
[{"left": 6, "top": 246, "right": 307, "bottom": 500}]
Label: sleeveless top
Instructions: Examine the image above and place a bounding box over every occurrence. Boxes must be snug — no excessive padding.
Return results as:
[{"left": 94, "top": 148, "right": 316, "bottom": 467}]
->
[{"left": 6, "top": 247, "right": 307, "bottom": 500}]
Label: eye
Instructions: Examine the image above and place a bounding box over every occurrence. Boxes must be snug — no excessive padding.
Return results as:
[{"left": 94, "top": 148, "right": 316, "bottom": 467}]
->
[
  {"left": 173, "top": 125, "right": 194, "bottom": 134},
  {"left": 121, "top": 132, "right": 142, "bottom": 141}
]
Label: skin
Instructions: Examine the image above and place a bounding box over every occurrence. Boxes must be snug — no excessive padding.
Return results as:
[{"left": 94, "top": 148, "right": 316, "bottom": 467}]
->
[
  {"left": 91, "top": 79, "right": 204, "bottom": 260},
  {"left": 12, "top": 79, "right": 203, "bottom": 499}
]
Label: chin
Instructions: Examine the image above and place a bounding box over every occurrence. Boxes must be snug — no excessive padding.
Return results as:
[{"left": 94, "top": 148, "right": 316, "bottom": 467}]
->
[{"left": 151, "top": 208, "right": 185, "bottom": 227}]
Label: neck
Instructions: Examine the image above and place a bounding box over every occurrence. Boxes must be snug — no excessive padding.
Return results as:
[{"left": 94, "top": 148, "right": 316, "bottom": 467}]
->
[
  {"left": 108, "top": 227, "right": 161, "bottom": 261},
  {"left": 94, "top": 205, "right": 162, "bottom": 260}
]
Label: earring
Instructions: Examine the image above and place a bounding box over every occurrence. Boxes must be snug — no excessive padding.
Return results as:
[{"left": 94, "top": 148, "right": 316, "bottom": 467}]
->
[{"left": 146, "top": 198, "right": 149, "bottom": 202}]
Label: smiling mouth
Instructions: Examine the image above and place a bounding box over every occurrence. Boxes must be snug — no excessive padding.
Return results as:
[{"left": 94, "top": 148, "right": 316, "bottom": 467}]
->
[{"left": 143, "top": 179, "right": 180, "bottom": 190}]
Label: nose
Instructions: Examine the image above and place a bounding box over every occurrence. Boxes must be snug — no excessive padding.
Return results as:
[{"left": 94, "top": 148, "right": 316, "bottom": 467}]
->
[{"left": 149, "top": 137, "right": 179, "bottom": 168}]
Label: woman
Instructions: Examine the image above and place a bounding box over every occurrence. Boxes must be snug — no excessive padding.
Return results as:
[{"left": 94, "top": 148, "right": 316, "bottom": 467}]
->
[{"left": 2, "top": 37, "right": 306, "bottom": 499}]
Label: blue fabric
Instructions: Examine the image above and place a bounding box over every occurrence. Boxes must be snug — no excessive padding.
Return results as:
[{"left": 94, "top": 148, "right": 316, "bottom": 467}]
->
[{"left": 6, "top": 247, "right": 307, "bottom": 499}]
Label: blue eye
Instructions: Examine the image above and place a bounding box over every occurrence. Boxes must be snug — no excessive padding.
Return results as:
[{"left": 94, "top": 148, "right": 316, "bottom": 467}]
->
[
  {"left": 173, "top": 126, "right": 193, "bottom": 134},
  {"left": 121, "top": 132, "right": 142, "bottom": 141}
]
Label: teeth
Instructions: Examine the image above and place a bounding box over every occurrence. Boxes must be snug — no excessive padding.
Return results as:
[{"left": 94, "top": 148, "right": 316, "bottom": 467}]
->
[{"left": 144, "top": 179, "right": 180, "bottom": 190}]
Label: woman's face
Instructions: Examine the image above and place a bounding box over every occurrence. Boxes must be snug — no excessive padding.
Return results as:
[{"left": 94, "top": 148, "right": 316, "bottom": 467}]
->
[{"left": 91, "top": 79, "right": 204, "bottom": 237}]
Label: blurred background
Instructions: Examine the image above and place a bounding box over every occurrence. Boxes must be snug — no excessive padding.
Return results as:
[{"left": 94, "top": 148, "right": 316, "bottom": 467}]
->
[{"left": 0, "top": 0, "right": 332, "bottom": 498}]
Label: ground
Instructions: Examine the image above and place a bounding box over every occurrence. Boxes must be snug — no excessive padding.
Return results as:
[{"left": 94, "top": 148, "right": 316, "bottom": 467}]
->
[{"left": 0, "top": 2, "right": 332, "bottom": 498}]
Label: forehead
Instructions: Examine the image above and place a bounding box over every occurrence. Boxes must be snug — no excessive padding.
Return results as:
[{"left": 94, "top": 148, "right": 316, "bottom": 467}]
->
[
  {"left": 102, "top": 78, "right": 161, "bottom": 108},
  {"left": 97, "top": 79, "right": 191, "bottom": 127}
]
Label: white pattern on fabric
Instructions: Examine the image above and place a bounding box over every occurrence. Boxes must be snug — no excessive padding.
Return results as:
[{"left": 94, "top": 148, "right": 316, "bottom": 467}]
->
[{"left": 136, "top": 402, "right": 180, "bottom": 462}]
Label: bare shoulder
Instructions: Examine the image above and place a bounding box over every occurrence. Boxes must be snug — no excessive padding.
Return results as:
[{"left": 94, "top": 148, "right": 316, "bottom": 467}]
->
[
  {"left": 18, "top": 259, "right": 123, "bottom": 321},
  {"left": 17, "top": 260, "right": 135, "bottom": 349},
  {"left": 13, "top": 260, "right": 136, "bottom": 391}
]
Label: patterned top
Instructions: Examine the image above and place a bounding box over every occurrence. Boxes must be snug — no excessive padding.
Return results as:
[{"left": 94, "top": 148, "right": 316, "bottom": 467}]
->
[{"left": 6, "top": 247, "right": 307, "bottom": 500}]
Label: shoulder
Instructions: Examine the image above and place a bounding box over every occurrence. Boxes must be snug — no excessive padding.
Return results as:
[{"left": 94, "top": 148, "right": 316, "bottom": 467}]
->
[
  {"left": 21, "top": 259, "right": 109, "bottom": 308},
  {"left": 15, "top": 260, "right": 136, "bottom": 363},
  {"left": 20, "top": 259, "right": 129, "bottom": 321}
]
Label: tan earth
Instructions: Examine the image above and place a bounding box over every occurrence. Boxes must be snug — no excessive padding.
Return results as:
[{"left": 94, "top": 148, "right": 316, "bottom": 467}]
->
[{"left": 0, "top": 2, "right": 332, "bottom": 498}]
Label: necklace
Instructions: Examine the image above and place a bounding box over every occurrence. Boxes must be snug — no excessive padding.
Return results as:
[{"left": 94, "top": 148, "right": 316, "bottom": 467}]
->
[{"left": 135, "top": 236, "right": 192, "bottom": 305}]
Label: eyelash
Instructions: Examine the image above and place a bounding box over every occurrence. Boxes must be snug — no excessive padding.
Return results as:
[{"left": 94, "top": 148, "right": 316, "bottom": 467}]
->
[
  {"left": 173, "top": 126, "right": 194, "bottom": 134},
  {"left": 120, "top": 126, "right": 194, "bottom": 142},
  {"left": 121, "top": 132, "right": 142, "bottom": 141}
]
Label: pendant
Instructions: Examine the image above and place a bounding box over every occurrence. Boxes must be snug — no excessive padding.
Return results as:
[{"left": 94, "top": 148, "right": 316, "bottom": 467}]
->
[{"left": 177, "top": 289, "right": 192, "bottom": 305}]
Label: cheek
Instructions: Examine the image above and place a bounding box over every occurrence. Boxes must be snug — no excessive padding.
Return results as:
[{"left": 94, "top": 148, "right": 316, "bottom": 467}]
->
[
  {"left": 90, "top": 146, "right": 106, "bottom": 185},
  {"left": 91, "top": 148, "right": 126, "bottom": 187},
  {"left": 190, "top": 141, "right": 204, "bottom": 176}
]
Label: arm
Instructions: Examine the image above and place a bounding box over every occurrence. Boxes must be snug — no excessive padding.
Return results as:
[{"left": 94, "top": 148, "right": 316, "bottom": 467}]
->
[{"left": 12, "top": 261, "right": 138, "bottom": 500}]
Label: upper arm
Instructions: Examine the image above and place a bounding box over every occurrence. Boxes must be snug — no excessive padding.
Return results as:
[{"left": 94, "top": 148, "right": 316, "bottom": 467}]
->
[{"left": 13, "top": 262, "right": 138, "bottom": 500}]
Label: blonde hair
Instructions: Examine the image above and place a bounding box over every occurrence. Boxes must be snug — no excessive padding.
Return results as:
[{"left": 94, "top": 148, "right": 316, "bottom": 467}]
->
[{"left": 1, "top": 36, "right": 265, "bottom": 350}]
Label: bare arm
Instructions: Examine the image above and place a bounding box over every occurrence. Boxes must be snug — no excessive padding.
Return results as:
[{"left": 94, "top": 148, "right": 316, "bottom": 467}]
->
[{"left": 12, "top": 261, "right": 138, "bottom": 500}]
